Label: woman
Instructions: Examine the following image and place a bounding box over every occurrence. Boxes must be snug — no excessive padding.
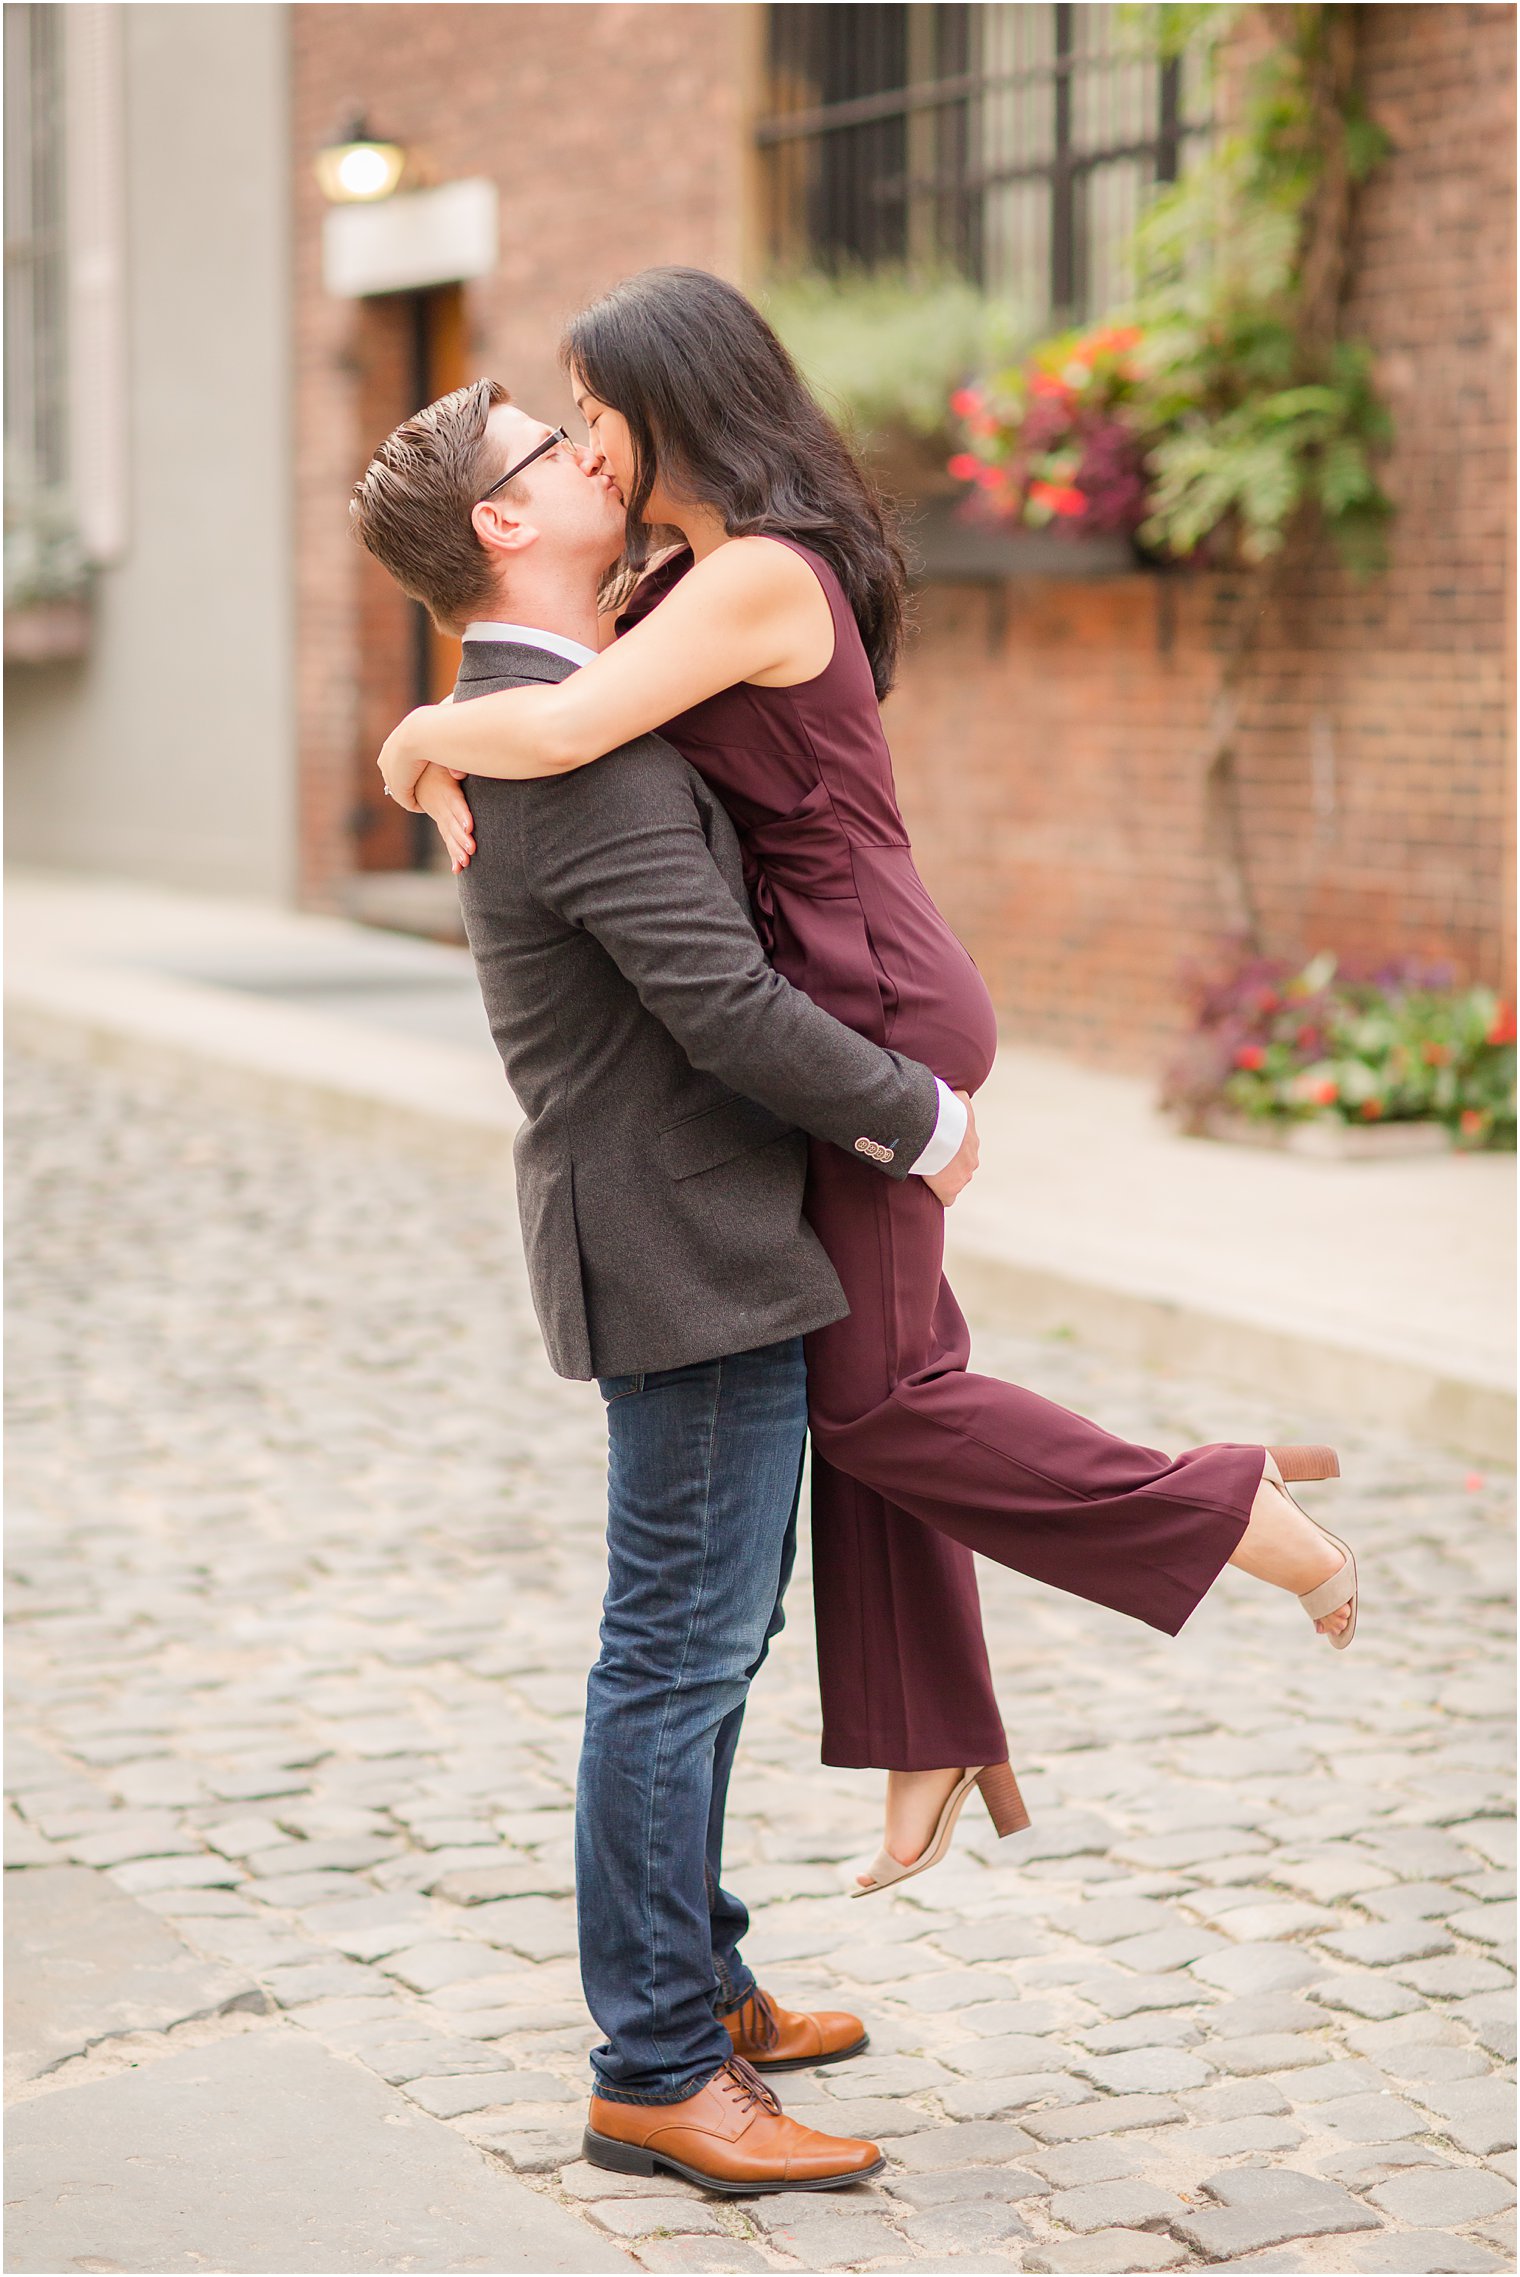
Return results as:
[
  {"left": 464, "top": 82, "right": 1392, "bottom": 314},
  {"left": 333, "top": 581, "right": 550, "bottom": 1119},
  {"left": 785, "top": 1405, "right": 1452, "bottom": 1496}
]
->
[{"left": 381, "top": 268, "right": 1358, "bottom": 1893}]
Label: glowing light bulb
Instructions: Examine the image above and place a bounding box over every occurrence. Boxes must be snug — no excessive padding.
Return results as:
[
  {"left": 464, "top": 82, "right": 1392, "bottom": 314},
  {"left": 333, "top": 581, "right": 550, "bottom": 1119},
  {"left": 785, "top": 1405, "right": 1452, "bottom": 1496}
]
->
[
  {"left": 336, "top": 145, "right": 395, "bottom": 200},
  {"left": 313, "top": 126, "right": 407, "bottom": 205}
]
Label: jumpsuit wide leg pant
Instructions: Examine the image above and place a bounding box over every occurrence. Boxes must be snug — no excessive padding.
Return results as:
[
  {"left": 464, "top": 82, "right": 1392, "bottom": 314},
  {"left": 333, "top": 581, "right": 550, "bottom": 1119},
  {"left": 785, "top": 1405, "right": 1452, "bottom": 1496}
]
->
[{"left": 803, "top": 1139, "right": 1266, "bottom": 1771}]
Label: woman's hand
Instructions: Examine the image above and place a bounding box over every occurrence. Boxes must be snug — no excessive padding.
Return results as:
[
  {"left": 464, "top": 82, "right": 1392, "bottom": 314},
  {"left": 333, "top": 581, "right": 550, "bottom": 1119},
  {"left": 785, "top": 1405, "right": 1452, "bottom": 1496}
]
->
[
  {"left": 378, "top": 706, "right": 439, "bottom": 812},
  {"left": 925, "top": 1092, "right": 979, "bottom": 1208},
  {"left": 413, "top": 763, "right": 476, "bottom": 873}
]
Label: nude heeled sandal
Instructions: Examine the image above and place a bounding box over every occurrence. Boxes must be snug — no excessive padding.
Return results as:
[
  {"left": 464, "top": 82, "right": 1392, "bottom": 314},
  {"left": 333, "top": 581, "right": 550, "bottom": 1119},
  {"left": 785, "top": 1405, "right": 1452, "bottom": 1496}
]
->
[
  {"left": 850, "top": 1763, "right": 1029, "bottom": 1898},
  {"left": 1265, "top": 1443, "right": 1358, "bottom": 1649}
]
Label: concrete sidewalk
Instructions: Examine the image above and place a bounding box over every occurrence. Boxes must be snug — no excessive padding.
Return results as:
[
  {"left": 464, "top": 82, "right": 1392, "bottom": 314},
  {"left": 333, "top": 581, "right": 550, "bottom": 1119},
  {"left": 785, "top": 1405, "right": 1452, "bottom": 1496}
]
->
[
  {"left": 5, "top": 867, "right": 1513, "bottom": 1460},
  {"left": 4, "top": 1855, "right": 631, "bottom": 2273}
]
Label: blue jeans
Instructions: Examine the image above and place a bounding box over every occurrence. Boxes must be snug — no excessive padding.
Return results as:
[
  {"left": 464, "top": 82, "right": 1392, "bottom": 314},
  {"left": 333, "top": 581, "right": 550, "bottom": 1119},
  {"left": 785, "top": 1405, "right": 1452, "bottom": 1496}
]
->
[{"left": 576, "top": 1336, "right": 807, "bottom": 2104}]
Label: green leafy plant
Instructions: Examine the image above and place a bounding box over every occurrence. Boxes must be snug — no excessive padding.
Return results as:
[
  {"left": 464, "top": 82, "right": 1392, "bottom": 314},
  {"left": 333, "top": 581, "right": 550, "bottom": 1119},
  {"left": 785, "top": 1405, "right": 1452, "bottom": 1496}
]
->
[
  {"left": 1162, "top": 952, "right": 1516, "bottom": 1149},
  {"left": 1126, "top": 6, "right": 1394, "bottom": 571},
  {"left": 765, "top": 270, "right": 1026, "bottom": 459},
  {"left": 1137, "top": 344, "right": 1390, "bottom": 570},
  {"left": 949, "top": 4, "right": 1394, "bottom": 572}
]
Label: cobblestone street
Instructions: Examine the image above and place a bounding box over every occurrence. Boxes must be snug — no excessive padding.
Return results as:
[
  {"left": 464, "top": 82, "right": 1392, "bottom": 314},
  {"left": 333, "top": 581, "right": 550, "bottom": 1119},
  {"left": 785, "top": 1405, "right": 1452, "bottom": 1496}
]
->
[{"left": 6, "top": 1045, "right": 1515, "bottom": 2275}]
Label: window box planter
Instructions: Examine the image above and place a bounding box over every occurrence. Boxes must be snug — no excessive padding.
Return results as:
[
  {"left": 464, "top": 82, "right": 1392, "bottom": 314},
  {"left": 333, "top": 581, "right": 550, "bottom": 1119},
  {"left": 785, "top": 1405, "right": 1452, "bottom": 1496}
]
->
[
  {"left": 862, "top": 437, "right": 1148, "bottom": 584},
  {"left": 905, "top": 498, "right": 1142, "bottom": 583},
  {"left": 1198, "top": 1107, "right": 1455, "bottom": 1161}
]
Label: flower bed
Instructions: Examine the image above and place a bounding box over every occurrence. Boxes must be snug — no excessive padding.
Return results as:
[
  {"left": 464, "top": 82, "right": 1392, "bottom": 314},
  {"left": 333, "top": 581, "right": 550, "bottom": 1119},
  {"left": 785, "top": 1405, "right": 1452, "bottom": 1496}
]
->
[{"left": 1160, "top": 952, "right": 1517, "bottom": 1153}]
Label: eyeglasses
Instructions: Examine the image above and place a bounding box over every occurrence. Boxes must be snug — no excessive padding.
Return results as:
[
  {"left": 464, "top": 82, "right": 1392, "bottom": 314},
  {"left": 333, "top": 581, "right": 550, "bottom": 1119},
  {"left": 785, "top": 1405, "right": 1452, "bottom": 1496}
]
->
[{"left": 477, "top": 425, "right": 571, "bottom": 504}]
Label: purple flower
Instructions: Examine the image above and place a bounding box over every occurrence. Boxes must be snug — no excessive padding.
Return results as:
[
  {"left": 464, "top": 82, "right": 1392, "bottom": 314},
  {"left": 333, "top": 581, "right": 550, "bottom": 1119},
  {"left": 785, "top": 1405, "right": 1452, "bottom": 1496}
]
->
[{"left": 1073, "top": 419, "right": 1150, "bottom": 535}]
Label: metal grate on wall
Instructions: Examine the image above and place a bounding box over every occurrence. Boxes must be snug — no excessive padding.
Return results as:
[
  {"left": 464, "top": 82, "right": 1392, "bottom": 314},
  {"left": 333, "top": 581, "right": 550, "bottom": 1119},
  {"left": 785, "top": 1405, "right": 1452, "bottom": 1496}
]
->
[{"left": 759, "top": 2, "right": 1212, "bottom": 331}]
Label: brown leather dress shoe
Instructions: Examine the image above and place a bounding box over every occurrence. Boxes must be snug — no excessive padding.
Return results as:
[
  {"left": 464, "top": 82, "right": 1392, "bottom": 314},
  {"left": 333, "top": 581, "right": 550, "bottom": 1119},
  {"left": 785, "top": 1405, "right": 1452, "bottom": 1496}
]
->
[
  {"left": 584, "top": 2055, "right": 883, "bottom": 2195},
  {"left": 722, "top": 1984, "right": 869, "bottom": 2072}
]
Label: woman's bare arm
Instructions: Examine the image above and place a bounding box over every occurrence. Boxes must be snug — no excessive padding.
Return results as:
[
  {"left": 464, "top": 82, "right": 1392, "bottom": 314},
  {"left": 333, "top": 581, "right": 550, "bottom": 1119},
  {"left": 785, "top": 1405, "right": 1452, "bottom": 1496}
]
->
[{"left": 378, "top": 537, "right": 831, "bottom": 809}]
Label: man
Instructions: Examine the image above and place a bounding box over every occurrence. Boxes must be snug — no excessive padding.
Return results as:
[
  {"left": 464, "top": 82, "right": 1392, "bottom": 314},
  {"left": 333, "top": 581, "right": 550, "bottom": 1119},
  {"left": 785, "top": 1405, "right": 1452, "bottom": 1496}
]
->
[{"left": 351, "top": 381, "right": 975, "bottom": 2193}]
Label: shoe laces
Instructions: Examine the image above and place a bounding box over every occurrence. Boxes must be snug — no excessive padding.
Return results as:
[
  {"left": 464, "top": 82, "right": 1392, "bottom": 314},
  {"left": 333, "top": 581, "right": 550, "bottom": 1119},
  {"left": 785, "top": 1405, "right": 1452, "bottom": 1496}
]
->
[
  {"left": 732, "top": 1986, "right": 781, "bottom": 2054},
  {"left": 720, "top": 2054, "right": 781, "bottom": 2116}
]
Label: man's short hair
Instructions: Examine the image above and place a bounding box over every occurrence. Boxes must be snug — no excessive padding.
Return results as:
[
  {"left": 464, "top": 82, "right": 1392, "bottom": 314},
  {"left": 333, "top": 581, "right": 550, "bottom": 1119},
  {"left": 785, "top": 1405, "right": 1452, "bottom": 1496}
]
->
[{"left": 350, "top": 377, "right": 516, "bottom": 632}]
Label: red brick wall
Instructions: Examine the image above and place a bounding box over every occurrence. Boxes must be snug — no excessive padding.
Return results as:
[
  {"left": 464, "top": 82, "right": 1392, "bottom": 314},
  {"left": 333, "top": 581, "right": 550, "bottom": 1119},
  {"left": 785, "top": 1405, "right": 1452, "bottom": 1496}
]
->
[
  {"left": 292, "top": 2, "right": 757, "bottom": 906},
  {"left": 293, "top": 4, "right": 1513, "bottom": 1074},
  {"left": 887, "top": 2, "right": 1516, "bottom": 1070},
  {"left": 885, "top": 577, "right": 1236, "bottom": 1072}
]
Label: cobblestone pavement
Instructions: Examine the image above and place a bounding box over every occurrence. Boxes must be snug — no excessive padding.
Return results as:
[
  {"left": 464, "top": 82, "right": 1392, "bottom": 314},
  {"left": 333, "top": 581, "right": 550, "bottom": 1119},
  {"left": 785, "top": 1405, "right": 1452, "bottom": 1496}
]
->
[{"left": 6, "top": 1046, "right": 1515, "bottom": 2277}]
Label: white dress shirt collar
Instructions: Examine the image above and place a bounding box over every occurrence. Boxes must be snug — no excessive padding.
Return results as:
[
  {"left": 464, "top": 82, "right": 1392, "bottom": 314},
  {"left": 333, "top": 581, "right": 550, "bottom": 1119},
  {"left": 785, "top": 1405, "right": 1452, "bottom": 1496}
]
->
[{"left": 461, "top": 621, "right": 598, "bottom": 669}]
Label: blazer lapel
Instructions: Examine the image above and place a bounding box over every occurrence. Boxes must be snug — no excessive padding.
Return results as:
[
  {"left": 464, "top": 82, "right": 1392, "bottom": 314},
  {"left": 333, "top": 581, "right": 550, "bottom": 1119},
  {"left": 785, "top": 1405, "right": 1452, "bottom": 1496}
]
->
[{"left": 454, "top": 641, "right": 577, "bottom": 693}]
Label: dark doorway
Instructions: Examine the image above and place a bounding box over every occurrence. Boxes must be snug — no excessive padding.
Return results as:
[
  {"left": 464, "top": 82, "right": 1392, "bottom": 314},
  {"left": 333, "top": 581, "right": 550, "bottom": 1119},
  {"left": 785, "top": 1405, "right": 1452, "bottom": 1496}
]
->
[{"left": 352, "top": 282, "right": 468, "bottom": 874}]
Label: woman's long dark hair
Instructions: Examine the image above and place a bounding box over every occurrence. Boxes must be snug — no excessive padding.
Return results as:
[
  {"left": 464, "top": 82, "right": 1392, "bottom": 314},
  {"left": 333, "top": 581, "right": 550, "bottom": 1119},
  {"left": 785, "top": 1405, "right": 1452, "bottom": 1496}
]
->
[{"left": 564, "top": 267, "right": 908, "bottom": 699}]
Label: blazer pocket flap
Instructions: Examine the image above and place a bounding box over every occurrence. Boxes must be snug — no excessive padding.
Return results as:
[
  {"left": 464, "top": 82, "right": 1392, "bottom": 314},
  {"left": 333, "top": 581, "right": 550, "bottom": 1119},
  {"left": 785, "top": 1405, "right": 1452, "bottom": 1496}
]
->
[{"left": 658, "top": 1095, "right": 792, "bottom": 1180}]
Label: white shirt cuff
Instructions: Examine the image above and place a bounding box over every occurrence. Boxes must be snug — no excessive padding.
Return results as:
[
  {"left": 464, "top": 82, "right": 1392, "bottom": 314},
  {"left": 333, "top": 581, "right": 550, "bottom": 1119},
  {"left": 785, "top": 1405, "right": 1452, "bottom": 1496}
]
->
[{"left": 909, "top": 1080, "right": 967, "bottom": 1177}]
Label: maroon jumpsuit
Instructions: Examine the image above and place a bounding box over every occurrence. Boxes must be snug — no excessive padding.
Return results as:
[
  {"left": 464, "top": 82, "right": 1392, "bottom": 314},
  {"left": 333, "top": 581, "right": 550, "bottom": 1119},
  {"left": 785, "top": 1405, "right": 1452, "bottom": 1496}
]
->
[{"left": 618, "top": 541, "right": 1263, "bottom": 1771}]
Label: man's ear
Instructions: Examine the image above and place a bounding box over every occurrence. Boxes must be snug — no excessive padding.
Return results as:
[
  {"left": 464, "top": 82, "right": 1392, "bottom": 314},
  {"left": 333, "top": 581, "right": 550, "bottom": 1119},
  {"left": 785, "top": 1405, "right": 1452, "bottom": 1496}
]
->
[{"left": 470, "top": 500, "right": 538, "bottom": 561}]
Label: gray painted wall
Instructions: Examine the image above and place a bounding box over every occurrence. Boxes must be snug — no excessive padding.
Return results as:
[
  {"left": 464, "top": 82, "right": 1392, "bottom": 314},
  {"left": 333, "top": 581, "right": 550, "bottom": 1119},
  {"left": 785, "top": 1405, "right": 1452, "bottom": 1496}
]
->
[{"left": 6, "top": 5, "right": 294, "bottom": 900}]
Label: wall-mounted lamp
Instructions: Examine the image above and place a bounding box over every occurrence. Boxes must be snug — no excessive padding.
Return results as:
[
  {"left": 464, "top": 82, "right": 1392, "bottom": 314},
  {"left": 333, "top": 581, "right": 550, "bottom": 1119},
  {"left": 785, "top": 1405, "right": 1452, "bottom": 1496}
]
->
[{"left": 314, "top": 115, "right": 407, "bottom": 205}]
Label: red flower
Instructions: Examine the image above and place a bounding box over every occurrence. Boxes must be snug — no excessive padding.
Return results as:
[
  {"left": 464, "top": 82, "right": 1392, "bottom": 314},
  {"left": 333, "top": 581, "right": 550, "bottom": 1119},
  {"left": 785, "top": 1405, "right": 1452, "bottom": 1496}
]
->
[
  {"left": 1029, "top": 371, "right": 1074, "bottom": 403},
  {"left": 949, "top": 387, "right": 983, "bottom": 420},
  {"left": 947, "top": 453, "right": 983, "bottom": 483},
  {"left": 1255, "top": 989, "right": 1279, "bottom": 1014},
  {"left": 1422, "top": 1042, "right": 1451, "bottom": 1066},
  {"left": 1028, "top": 479, "right": 1086, "bottom": 518},
  {"left": 1487, "top": 1003, "right": 1516, "bottom": 1046},
  {"left": 1296, "top": 1026, "right": 1321, "bottom": 1051},
  {"left": 1234, "top": 1044, "right": 1266, "bottom": 1070},
  {"left": 1359, "top": 1097, "right": 1384, "bottom": 1120},
  {"left": 1460, "top": 1108, "right": 1486, "bottom": 1136}
]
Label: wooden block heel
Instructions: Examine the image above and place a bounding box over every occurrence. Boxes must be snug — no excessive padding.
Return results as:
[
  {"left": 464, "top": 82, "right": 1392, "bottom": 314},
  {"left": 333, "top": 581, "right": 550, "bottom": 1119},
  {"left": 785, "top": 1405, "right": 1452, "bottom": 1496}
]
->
[
  {"left": 1270, "top": 1444, "right": 1341, "bottom": 1483},
  {"left": 851, "top": 1762, "right": 1031, "bottom": 1896},
  {"left": 976, "top": 1762, "right": 1031, "bottom": 1837}
]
